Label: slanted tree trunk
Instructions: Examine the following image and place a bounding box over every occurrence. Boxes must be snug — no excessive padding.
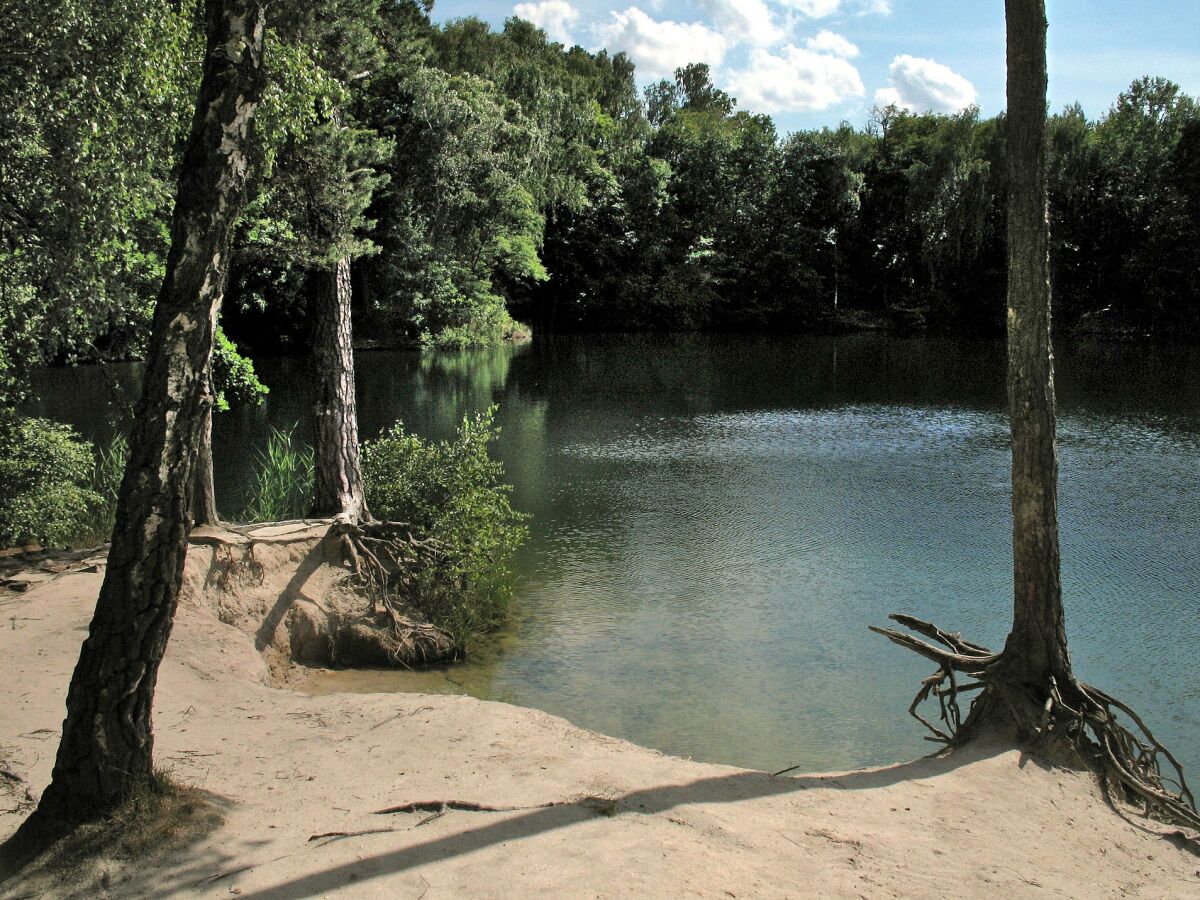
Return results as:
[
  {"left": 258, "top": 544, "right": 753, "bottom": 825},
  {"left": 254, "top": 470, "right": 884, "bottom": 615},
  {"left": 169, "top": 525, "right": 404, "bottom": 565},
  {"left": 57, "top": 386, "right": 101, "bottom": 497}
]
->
[
  {"left": 16, "top": 0, "right": 267, "bottom": 832},
  {"left": 191, "top": 370, "right": 220, "bottom": 526},
  {"left": 997, "top": 0, "right": 1071, "bottom": 701},
  {"left": 310, "top": 256, "right": 369, "bottom": 522}
]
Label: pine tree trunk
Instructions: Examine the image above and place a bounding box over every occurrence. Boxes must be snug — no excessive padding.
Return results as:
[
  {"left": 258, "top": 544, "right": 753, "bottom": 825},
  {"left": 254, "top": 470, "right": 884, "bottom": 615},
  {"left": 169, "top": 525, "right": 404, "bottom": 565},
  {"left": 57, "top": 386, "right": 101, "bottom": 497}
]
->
[
  {"left": 27, "top": 0, "right": 267, "bottom": 826},
  {"left": 191, "top": 371, "right": 220, "bottom": 526},
  {"left": 311, "top": 256, "right": 369, "bottom": 522},
  {"left": 1001, "top": 0, "right": 1071, "bottom": 688}
]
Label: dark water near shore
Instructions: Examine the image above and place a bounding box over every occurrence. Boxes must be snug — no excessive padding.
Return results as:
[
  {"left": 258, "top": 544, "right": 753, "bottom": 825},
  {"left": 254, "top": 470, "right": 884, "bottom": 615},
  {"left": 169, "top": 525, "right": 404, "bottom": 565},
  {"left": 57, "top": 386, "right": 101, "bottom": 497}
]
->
[{"left": 32, "top": 334, "right": 1200, "bottom": 775}]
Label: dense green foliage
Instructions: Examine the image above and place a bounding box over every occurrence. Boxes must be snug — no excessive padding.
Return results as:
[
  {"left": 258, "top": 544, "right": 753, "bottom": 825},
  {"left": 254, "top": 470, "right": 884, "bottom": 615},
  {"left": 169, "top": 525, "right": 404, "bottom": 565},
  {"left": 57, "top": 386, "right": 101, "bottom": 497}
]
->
[
  {"left": 533, "top": 66, "right": 1195, "bottom": 336},
  {"left": 1049, "top": 80, "right": 1200, "bottom": 333},
  {"left": 235, "top": 410, "right": 525, "bottom": 645},
  {"left": 0, "top": 1, "right": 197, "bottom": 371},
  {"left": 362, "top": 409, "right": 527, "bottom": 646},
  {"left": 0, "top": 415, "right": 126, "bottom": 549},
  {"left": 0, "top": 417, "right": 100, "bottom": 547},
  {"left": 4, "top": 3, "right": 1198, "bottom": 367},
  {"left": 212, "top": 328, "right": 269, "bottom": 412}
]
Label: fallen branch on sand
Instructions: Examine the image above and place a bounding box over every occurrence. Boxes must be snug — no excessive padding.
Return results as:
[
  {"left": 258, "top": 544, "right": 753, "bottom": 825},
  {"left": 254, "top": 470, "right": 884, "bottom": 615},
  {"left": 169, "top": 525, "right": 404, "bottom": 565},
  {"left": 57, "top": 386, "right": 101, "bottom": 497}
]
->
[
  {"left": 376, "top": 800, "right": 550, "bottom": 816},
  {"left": 870, "top": 614, "right": 1200, "bottom": 838},
  {"left": 307, "top": 827, "right": 402, "bottom": 844},
  {"left": 374, "top": 796, "right": 621, "bottom": 819}
]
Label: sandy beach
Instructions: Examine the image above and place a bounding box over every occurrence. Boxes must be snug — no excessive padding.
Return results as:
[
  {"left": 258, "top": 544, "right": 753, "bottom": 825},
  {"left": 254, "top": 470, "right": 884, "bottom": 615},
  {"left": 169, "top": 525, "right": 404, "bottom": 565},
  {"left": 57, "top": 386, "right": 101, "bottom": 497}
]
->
[{"left": 2, "top": 537, "right": 1197, "bottom": 898}]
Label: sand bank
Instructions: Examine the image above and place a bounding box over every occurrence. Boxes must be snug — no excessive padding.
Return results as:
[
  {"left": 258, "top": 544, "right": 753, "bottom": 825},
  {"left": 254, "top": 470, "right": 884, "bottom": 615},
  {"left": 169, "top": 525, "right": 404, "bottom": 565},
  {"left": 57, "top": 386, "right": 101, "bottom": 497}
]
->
[{"left": 1, "top": 536, "right": 1196, "bottom": 898}]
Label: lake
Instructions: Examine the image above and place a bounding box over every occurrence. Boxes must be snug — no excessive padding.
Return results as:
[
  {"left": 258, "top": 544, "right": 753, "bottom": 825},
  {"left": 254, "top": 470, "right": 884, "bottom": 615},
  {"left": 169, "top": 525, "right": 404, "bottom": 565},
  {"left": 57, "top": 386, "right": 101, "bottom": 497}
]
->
[{"left": 31, "top": 333, "right": 1200, "bottom": 776}]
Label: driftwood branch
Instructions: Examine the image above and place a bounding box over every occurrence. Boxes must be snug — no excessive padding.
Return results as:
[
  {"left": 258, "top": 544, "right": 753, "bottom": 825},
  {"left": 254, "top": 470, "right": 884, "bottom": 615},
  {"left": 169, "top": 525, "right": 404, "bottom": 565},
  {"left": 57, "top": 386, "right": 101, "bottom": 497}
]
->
[{"left": 307, "top": 827, "right": 401, "bottom": 844}]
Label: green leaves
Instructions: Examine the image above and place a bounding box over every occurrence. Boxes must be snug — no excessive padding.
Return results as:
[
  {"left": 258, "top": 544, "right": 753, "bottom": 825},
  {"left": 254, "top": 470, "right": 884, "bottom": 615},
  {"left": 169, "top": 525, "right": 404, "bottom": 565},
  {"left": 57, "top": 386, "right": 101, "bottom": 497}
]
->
[
  {"left": 8, "top": 0, "right": 1200, "bottom": 367},
  {"left": 0, "top": 417, "right": 101, "bottom": 547},
  {"left": 0, "top": 1, "right": 199, "bottom": 369},
  {"left": 247, "top": 116, "right": 390, "bottom": 270},
  {"left": 211, "top": 327, "right": 268, "bottom": 412},
  {"left": 360, "top": 62, "right": 549, "bottom": 345}
]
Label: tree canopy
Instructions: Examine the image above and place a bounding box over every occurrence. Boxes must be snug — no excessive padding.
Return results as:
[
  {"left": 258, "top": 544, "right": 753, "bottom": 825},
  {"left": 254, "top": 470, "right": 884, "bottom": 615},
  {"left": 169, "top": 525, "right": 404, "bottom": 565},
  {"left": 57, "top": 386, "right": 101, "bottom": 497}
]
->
[{"left": 2, "top": 2, "right": 1198, "bottom": 385}]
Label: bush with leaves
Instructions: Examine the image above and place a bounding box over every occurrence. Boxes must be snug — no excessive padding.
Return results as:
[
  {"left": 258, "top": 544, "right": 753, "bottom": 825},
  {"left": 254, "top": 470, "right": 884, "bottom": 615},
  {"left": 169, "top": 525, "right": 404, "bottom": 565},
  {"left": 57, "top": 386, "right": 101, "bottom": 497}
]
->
[
  {"left": 362, "top": 408, "right": 527, "bottom": 648},
  {"left": 0, "top": 417, "right": 101, "bottom": 548}
]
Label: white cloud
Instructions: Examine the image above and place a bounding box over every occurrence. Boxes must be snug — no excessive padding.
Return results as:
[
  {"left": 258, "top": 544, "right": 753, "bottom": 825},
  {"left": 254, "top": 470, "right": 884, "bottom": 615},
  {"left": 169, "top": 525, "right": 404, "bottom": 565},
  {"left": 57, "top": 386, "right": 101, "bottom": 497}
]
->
[
  {"left": 857, "top": 0, "right": 892, "bottom": 14},
  {"left": 513, "top": 1, "right": 580, "bottom": 45},
  {"left": 594, "top": 7, "right": 728, "bottom": 79},
  {"left": 778, "top": 0, "right": 843, "bottom": 18},
  {"left": 874, "top": 86, "right": 903, "bottom": 107},
  {"left": 805, "top": 30, "right": 859, "bottom": 58},
  {"left": 874, "top": 54, "right": 977, "bottom": 113},
  {"left": 726, "top": 44, "right": 864, "bottom": 113},
  {"left": 697, "top": 0, "right": 786, "bottom": 47}
]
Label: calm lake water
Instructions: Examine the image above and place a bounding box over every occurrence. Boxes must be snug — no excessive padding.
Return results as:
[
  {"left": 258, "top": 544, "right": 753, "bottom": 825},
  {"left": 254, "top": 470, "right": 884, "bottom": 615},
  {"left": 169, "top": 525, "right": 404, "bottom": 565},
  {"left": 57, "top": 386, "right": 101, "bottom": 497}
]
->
[{"left": 32, "top": 334, "right": 1200, "bottom": 775}]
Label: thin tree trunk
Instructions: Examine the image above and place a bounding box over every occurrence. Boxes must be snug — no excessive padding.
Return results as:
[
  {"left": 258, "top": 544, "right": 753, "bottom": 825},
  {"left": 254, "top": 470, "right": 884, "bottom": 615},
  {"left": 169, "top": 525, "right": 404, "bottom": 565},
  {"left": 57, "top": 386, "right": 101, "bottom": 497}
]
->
[
  {"left": 1001, "top": 0, "right": 1071, "bottom": 688},
  {"left": 24, "top": 0, "right": 266, "bottom": 828},
  {"left": 191, "top": 370, "right": 220, "bottom": 526},
  {"left": 873, "top": 3, "right": 1199, "bottom": 828},
  {"left": 311, "top": 256, "right": 369, "bottom": 522}
]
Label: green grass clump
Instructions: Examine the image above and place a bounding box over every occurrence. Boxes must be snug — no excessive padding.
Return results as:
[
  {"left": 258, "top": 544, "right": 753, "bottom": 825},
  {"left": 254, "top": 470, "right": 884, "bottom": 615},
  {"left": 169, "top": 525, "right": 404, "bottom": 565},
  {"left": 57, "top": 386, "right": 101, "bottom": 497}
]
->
[
  {"left": 240, "top": 425, "right": 314, "bottom": 523},
  {"left": 362, "top": 406, "right": 527, "bottom": 650},
  {"left": 76, "top": 432, "right": 128, "bottom": 545}
]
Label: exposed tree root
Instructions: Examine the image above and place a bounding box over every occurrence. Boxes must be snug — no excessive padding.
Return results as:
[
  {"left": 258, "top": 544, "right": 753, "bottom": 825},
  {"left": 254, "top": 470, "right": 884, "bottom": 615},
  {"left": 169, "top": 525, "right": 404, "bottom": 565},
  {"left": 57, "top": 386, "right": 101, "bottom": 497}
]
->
[
  {"left": 332, "top": 516, "right": 455, "bottom": 663},
  {"left": 871, "top": 614, "right": 1200, "bottom": 839}
]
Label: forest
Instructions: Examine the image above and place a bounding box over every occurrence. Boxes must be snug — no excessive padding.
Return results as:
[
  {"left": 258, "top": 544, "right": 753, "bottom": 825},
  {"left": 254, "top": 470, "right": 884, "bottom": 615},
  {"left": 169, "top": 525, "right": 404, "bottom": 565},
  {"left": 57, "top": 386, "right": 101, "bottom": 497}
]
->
[
  {"left": 3, "top": 0, "right": 1200, "bottom": 402},
  {"left": 2, "top": 0, "right": 1200, "bottom": 893}
]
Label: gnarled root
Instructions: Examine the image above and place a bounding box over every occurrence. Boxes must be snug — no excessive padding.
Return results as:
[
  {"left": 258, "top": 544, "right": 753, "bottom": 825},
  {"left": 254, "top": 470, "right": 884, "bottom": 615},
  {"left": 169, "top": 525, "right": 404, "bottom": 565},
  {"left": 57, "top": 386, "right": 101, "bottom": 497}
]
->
[
  {"left": 332, "top": 516, "right": 454, "bottom": 661},
  {"left": 871, "top": 614, "right": 1200, "bottom": 838}
]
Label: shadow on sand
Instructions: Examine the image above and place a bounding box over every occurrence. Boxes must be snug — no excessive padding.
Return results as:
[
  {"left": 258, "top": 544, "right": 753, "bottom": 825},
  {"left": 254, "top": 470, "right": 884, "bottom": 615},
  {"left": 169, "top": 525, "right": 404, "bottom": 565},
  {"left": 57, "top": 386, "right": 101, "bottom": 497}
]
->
[{"left": 235, "top": 741, "right": 1018, "bottom": 900}]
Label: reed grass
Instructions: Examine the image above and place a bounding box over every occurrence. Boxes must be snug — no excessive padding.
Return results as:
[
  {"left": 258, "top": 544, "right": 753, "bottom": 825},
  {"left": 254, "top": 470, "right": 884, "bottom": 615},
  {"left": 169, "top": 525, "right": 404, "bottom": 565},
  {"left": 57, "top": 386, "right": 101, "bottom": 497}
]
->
[{"left": 240, "top": 426, "right": 314, "bottom": 523}]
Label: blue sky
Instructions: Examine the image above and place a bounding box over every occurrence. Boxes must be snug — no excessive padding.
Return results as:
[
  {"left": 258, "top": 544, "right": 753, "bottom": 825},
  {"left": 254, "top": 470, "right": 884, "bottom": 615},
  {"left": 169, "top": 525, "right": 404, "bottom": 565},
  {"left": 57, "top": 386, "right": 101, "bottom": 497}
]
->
[{"left": 430, "top": 0, "right": 1200, "bottom": 133}]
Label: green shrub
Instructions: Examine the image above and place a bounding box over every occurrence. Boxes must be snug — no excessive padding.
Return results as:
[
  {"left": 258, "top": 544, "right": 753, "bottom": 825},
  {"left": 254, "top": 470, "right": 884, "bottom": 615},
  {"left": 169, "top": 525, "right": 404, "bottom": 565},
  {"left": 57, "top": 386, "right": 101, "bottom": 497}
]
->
[
  {"left": 421, "top": 308, "right": 529, "bottom": 350},
  {"left": 362, "top": 407, "right": 527, "bottom": 648},
  {"left": 240, "top": 425, "right": 314, "bottom": 523},
  {"left": 0, "top": 417, "right": 100, "bottom": 548}
]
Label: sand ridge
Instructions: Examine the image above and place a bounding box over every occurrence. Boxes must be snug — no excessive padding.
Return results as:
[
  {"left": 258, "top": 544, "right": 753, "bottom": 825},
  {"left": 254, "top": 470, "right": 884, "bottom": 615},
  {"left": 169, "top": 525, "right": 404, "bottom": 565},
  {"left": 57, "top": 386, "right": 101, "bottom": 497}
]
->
[{"left": 1, "top": 543, "right": 1197, "bottom": 898}]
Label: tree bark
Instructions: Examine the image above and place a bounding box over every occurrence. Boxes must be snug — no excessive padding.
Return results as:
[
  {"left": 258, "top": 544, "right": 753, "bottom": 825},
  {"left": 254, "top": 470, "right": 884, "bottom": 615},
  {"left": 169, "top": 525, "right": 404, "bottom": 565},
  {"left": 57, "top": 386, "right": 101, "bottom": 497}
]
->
[
  {"left": 191, "top": 370, "right": 220, "bottom": 526},
  {"left": 27, "top": 0, "right": 266, "bottom": 826},
  {"left": 1001, "top": 0, "right": 1071, "bottom": 689},
  {"left": 310, "top": 256, "right": 369, "bottom": 522}
]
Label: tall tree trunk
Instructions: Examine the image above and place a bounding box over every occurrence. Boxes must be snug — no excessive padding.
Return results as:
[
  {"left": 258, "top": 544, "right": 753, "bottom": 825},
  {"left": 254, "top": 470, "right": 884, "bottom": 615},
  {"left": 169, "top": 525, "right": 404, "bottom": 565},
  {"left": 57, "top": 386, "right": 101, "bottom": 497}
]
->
[
  {"left": 191, "top": 370, "right": 220, "bottom": 526},
  {"left": 311, "top": 256, "right": 369, "bottom": 522},
  {"left": 873, "top": 3, "right": 1199, "bottom": 828},
  {"left": 1001, "top": 0, "right": 1071, "bottom": 690},
  {"left": 23, "top": 0, "right": 267, "bottom": 828}
]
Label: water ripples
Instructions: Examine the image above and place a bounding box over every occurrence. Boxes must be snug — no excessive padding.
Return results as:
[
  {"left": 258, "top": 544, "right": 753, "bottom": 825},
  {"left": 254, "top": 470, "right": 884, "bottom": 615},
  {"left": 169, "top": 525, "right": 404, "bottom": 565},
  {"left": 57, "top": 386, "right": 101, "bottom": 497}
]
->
[
  {"left": 298, "top": 337, "right": 1200, "bottom": 777},
  {"left": 515, "top": 402, "right": 1200, "bottom": 773}
]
